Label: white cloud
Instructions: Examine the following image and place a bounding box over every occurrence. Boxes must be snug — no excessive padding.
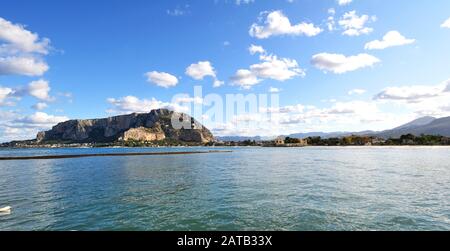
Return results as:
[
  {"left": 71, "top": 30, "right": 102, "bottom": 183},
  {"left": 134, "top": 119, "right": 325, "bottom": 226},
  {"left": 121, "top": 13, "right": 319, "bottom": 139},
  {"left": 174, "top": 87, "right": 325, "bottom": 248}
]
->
[
  {"left": 374, "top": 84, "right": 447, "bottom": 102},
  {"left": 107, "top": 96, "right": 188, "bottom": 115},
  {"left": 186, "top": 61, "right": 216, "bottom": 80},
  {"left": 14, "top": 112, "right": 68, "bottom": 127},
  {"left": 337, "top": 0, "right": 352, "bottom": 6},
  {"left": 3, "top": 111, "right": 68, "bottom": 142},
  {"left": 230, "top": 69, "right": 261, "bottom": 89},
  {"left": 339, "top": 11, "right": 375, "bottom": 36},
  {"left": 0, "top": 17, "right": 50, "bottom": 76},
  {"left": 441, "top": 17, "right": 450, "bottom": 28},
  {"left": 311, "top": 53, "right": 380, "bottom": 74},
  {"left": 327, "top": 13, "right": 336, "bottom": 31},
  {"left": 32, "top": 102, "right": 48, "bottom": 110},
  {"left": 365, "top": 31, "right": 415, "bottom": 50},
  {"left": 231, "top": 52, "right": 305, "bottom": 89},
  {"left": 251, "top": 54, "right": 305, "bottom": 81},
  {"left": 0, "top": 56, "right": 48, "bottom": 76},
  {"left": 269, "top": 87, "right": 281, "bottom": 93},
  {"left": 372, "top": 79, "right": 450, "bottom": 118},
  {"left": 249, "top": 10, "right": 322, "bottom": 39},
  {"left": 249, "top": 44, "right": 265, "bottom": 55},
  {"left": 0, "top": 86, "right": 13, "bottom": 105},
  {"left": 0, "top": 109, "right": 68, "bottom": 143},
  {"left": 145, "top": 71, "right": 178, "bottom": 88},
  {"left": 213, "top": 79, "right": 225, "bottom": 88},
  {"left": 0, "top": 17, "right": 50, "bottom": 55},
  {"left": 27, "top": 79, "right": 52, "bottom": 101},
  {"left": 348, "top": 89, "right": 366, "bottom": 95},
  {"left": 185, "top": 61, "right": 223, "bottom": 87},
  {"left": 0, "top": 124, "right": 45, "bottom": 142}
]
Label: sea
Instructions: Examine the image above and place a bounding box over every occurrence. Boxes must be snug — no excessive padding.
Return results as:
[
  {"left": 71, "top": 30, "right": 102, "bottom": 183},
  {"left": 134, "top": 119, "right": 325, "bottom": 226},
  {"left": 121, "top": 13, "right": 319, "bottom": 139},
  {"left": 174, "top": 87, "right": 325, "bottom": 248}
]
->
[{"left": 0, "top": 146, "right": 449, "bottom": 231}]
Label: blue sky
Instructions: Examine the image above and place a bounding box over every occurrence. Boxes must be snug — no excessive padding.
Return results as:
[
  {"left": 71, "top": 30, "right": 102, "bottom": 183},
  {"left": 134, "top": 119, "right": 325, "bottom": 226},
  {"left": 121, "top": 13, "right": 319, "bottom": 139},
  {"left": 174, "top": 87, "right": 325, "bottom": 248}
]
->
[{"left": 1, "top": 0, "right": 450, "bottom": 141}]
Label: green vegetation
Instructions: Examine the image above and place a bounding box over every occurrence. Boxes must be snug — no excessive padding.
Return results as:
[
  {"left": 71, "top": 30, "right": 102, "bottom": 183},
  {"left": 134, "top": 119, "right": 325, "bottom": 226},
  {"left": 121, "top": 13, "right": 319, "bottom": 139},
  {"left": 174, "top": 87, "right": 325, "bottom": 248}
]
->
[
  {"left": 384, "top": 134, "right": 450, "bottom": 146},
  {"left": 305, "top": 134, "right": 450, "bottom": 146},
  {"left": 284, "top": 137, "right": 303, "bottom": 144}
]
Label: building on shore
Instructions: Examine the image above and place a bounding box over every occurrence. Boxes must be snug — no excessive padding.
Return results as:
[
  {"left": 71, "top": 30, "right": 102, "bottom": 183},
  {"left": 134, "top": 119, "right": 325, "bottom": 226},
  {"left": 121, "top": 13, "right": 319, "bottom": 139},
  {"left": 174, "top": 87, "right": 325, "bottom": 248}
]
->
[
  {"left": 274, "top": 137, "right": 285, "bottom": 146},
  {"left": 272, "top": 137, "right": 308, "bottom": 147}
]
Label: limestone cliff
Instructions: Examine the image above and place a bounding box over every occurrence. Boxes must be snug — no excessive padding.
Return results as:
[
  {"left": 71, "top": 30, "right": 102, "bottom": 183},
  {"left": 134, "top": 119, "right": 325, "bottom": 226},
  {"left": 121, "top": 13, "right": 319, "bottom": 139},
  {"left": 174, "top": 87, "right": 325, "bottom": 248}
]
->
[
  {"left": 36, "top": 109, "right": 214, "bottom": 144},
  {"left": 119, "top": 126, "right": 166, "bottom": 142}
]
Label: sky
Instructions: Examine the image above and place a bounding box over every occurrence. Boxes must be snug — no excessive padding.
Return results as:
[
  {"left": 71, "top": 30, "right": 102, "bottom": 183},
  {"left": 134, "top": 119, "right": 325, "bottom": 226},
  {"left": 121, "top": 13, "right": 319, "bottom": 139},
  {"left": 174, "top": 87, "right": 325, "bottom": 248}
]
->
[{"left": 1, "top": 0, "right": 450, "bottom": 141}]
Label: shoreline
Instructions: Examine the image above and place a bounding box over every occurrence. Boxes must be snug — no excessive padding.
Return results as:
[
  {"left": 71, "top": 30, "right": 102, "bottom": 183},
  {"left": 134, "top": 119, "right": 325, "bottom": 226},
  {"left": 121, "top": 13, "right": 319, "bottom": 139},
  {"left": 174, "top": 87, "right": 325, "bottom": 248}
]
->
[{"left": 0, "top": 150, "right": 232, "bottom": 161}]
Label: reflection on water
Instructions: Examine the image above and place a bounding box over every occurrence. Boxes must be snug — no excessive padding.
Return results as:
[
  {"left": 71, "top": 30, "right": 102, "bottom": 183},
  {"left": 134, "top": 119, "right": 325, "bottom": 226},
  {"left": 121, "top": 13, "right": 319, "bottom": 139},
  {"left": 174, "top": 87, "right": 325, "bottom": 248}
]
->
[{"left": 0, "top": 146, "right": 449, "bottom": 230}]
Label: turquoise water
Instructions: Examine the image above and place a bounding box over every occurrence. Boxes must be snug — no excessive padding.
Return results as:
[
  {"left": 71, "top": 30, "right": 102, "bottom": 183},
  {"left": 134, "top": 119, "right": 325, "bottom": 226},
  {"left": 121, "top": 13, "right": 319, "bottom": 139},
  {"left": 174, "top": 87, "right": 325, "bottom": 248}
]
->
[{"left": 0, "top": 146, "right": 449, "bottom": 231}]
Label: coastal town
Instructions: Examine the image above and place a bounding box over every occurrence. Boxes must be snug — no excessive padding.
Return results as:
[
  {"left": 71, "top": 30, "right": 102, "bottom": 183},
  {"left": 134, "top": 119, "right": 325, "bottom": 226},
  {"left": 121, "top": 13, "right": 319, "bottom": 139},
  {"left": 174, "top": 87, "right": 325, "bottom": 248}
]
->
[
  {"left": 5, "top": 133, "right": 449, "bottom": 148},
  {"left": 215, "top": 134, "right": 450, "bottom": 147}
]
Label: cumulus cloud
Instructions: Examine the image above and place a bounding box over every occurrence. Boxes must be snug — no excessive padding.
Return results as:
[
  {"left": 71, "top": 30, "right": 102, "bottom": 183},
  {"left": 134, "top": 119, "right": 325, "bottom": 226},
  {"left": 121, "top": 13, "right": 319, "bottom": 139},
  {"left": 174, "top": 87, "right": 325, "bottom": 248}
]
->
[
  {"left": 230, "top": 69, "right": 261, "bottom": 89},
  {"left": 249, "top": 10, "right": 322, "bottom": 39},
  {"left": 374, "top": 84, "right": 447, "bottom": 102},
  {"left": 311, "top": 53, "right": 380, "bottom": 74},
  {"left": 0, "top": 17, "right": 51, "bottom": 76},
  {"left": 145, "top": 71, "right": 178, "bottom": 88},
  {"left": 3, "top": 111, "right": 67, "bottom": 142},
  {"left": 251, "top": 54, "right": 305, "bottom": 80},
  {"left": 365, "top": 31, "right": 415, "bottom": 50},
  {"left": 0, "top": 17, "right": 50, "bottom": 55},
  {"left": 31, "top": 102, "right": 48, "bottom": 110},
  {"left": 339, "top": 11, "right": 375, "bottom": 36},
  {"left": 1, "top": 109, "right": 70, "bottom": 142},
  {"left": 231, "top": 51, "right": 305, "bottom": 89},
  {"left": 0, "top": 56, "right": 48, "bottom": 76},
  {"left": 1, "top": 79, "right": 56, "bottom": 104},
  {"left": 441, "top": 17, "right": 450, "bottom": 28},
  {"left": 249, "top": 44, "right": 265, "bottom": 55},
  {"left": 14, "top": 112, "right": 68, "bottom": 127},
  {"left": 186, "top": 61, "right": 216, "bottom": 80},
  {"left": 0, "top": 86, "right": 13, "bottom": 105},
  {"left": 106, "top": 96, "right": 188, "bottom": 115},
  {"left": 185, "top": 61, "right": 223, "bottom": 87},
  {"left": 27, "top": 79, "right": 52, "bottom": 101},
  {"left": 372, "top": 79, "right": 450, "bottom": 117}
]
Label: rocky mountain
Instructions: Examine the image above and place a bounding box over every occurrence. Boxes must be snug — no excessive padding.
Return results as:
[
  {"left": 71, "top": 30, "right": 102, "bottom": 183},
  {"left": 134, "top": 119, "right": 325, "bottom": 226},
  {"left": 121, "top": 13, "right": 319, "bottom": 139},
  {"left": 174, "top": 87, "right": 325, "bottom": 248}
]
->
[
  {"left": 373, "top": 116, "right": 436, "bottom": 139},
  {"left": 375, "top": 116, "right": 450, "bottom": 138},
  {"left": 391, "top": 116, "right": 436, "bottom": 131},
  {"left": 36, "top": 109, "right": 214, "bottom": 144}
]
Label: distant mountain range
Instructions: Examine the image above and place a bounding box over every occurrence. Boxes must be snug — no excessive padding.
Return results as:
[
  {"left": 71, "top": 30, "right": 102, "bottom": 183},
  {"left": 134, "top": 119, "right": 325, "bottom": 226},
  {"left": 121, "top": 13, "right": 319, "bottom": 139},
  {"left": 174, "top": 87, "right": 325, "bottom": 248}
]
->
[
  {"left": 374, "top": 116, "right": 450, "bottom": 139},
  {"left": 217, "top": 116, "right": 450, "bottom": 141},
  {"left": 215, "top": 136, "right": 263, "bottom": 142}
]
